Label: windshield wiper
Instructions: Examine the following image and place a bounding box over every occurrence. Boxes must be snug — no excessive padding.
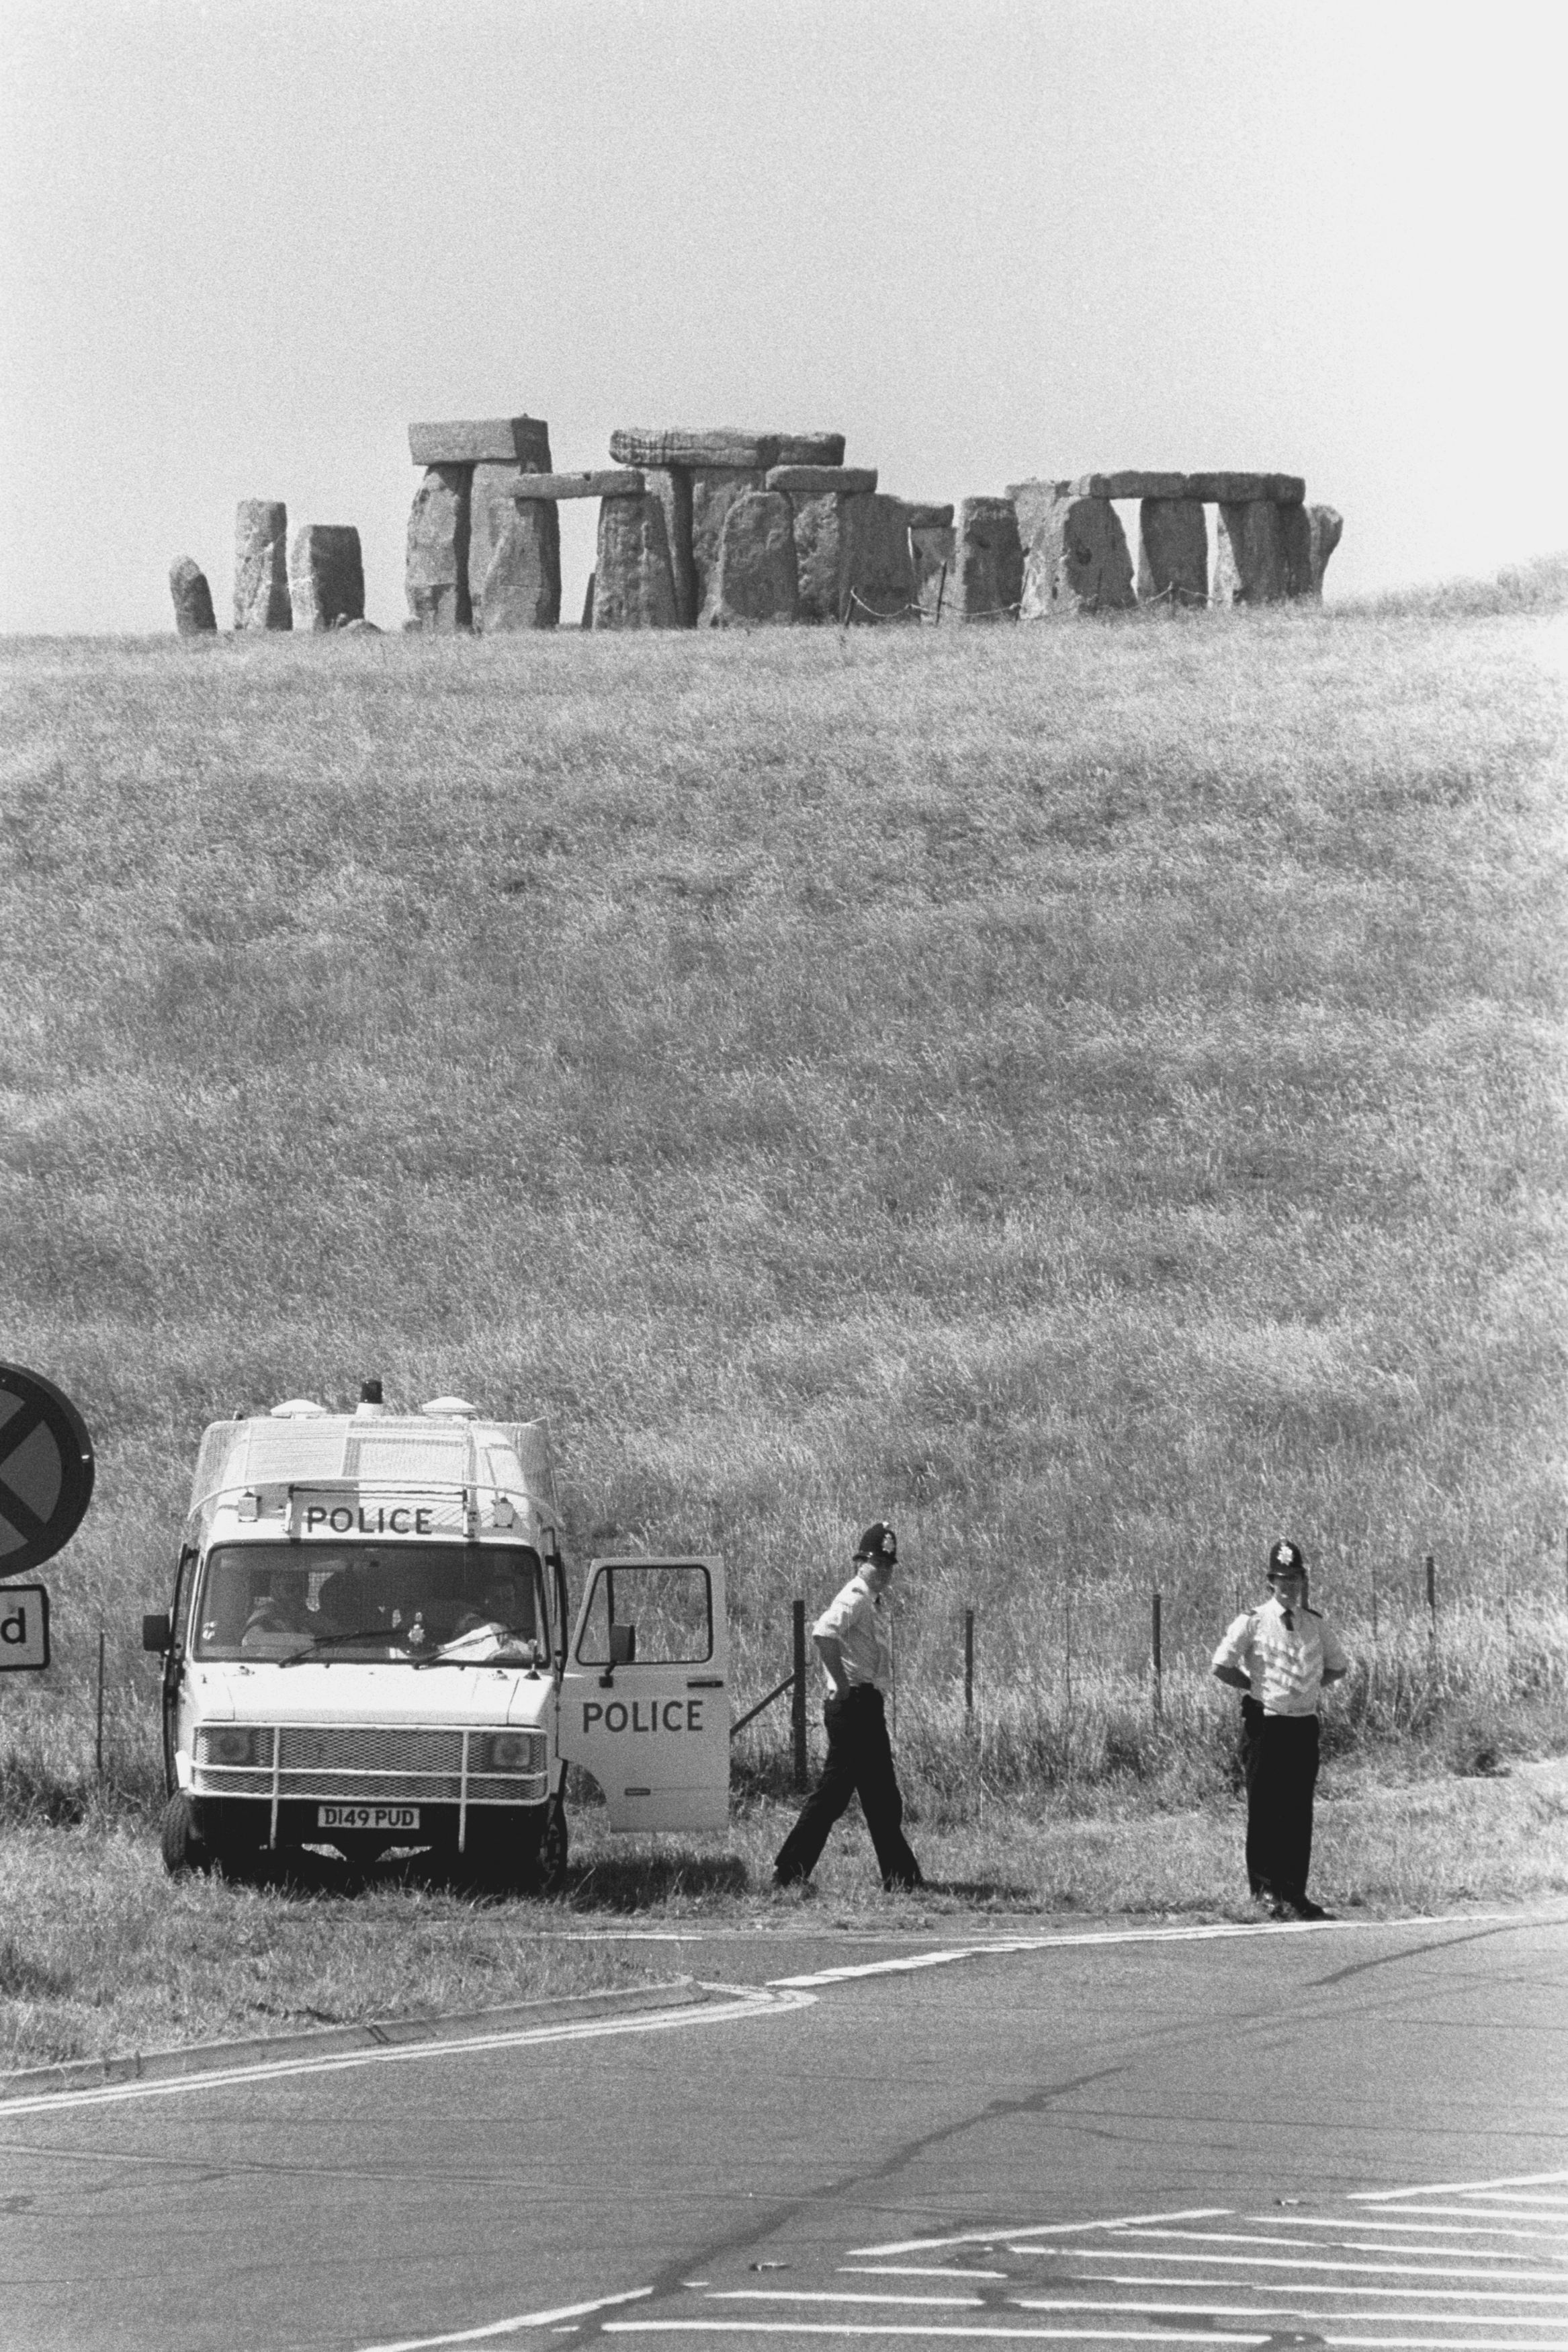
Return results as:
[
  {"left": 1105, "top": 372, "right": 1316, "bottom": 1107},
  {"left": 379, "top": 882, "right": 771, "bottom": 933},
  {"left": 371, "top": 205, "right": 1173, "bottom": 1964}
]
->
[
  {"left": 279, "top": 1625, "right": 410, "bottom": 1667},
  {"left": 413, "top": 1625, "right": 541, "bottom": 1671}
]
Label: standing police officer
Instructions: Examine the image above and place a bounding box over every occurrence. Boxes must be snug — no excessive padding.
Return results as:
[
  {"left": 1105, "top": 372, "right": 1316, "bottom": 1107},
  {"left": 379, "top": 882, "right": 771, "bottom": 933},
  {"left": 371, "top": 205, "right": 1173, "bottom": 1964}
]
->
[
  {"left": 1212, "top": 1539, "right": 1350, "bottom": 1921},
  {"left": 772, "top": 1522, "right": 924, "bottom": 1894}
]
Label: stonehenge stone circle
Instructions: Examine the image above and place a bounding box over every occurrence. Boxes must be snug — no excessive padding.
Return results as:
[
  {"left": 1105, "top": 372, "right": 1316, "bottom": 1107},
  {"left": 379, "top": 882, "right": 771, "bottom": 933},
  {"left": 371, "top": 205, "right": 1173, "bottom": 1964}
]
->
[
  {"left": 593, "top": 493, "right": 679, "bottom": 629},
  {"left": 406, "top": 466, "right": 472, "bottom": 632},
  {"left": 840, "top": 493, "right": 918, "bottom": 622},
  {"left": 169, "top": 557, "right": 217, "bottom": 636},
  {"left": 952, "top": 497, "right": 1024, "bottom": 622},
  {"left": 765, "top": 465, "right": 877, "bottom": 498},
  {"left": 787, "top": 488, "right": 854, "bottom": 624},
  {"left": 234, "top": 500, "right": 291, "bottom": 630},
  {"left": 472, "top": 462, "right": 560, "bottom": 632},
  {"left": 713, "top": 490, "right": 799, "bottom": 625},
  {"left": 910, "top": 523, "right": 957, "bottom": 618},
  {"left": 691, "top": 468, "right": 768, "bottom": 624},
  {"left": 1213, "top": 500, "right": 1294, "bottom": 605},
  {"left": 289, "top": 526, "right": 364, "bottom": 632},
  {"left": 405, "top": 417, "right": 556, "bottom": 632},
  {"left": 1137, "top": 497, "right": 1209, "bottom": 605},
  {"left": 1019, "top": 492, "right": 1137, "bottom": 618}
]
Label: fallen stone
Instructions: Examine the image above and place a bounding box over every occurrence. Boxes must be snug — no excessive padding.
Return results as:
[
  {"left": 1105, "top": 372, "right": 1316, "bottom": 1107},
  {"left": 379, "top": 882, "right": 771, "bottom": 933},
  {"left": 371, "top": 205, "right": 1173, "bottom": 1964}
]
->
[
  {"left": 1137, "top": 498, "right": 1209, "bottom": 606},
  {"left": 691, "top": 468, "right": 767, "bottom": 620},
  {"left": 1019, "top": 493, "right": 1136, "bottom": 618},
  {"left": 841, "top": 492, "right": 918, "bottom": 622},
  {"left": 234, "top": 500, "right": 291, "bottom": 630},
  {"left": 405, "top": 466, "right": 471, "bottom": 631},
  {"left": 765, "top": 465, "right": 877, "bottom": 497},
  {"left": 610, "top": 428, "right": 779, "bottom": 470},
  {"left": 513, "top": 469, "right": 646, "bottom": 499},
  {"left": 911, "top": 524, "right": 957, "bottom": 620},
  {"left": 289, "top": 526, "right": 364, "bottom": 632},
  {"left": 169, "top": 558, "right": 216, "bottom": 636},
  {"left": 905, "top": 503, "right": 954, "bottom": 530},
  {"left": 472, "top": 461, "right": 560, "bottom": 630},
  {"left": 337, "top": 618, "right": 382, "bottom": 634},
  {"left": 710, "top": 489, "right": 799, "bottom": 625},
  {"left": 773, "top": 433, "right": 846, "bottom": 467},
  {"left": 408, "top": 417, "right": 552, "bottom": 467},
  {"left": 950, "top": 497, "right": 1023, "bottom": 622},
  {"left": 644, "top": 468, "right": 697, "bottom": 624},
  {"left": 1213, "top": 501, "right": 1292, "bottom": 603},
  {"left": 593, "top": 493, "right": 679, "bottom": 629}
]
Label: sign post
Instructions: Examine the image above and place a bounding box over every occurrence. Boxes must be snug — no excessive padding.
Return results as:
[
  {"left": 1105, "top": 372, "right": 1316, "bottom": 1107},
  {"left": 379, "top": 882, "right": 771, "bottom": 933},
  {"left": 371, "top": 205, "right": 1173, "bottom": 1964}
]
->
[{"left": 0, "top": 1362, "right": 95, "bottom": 1679}]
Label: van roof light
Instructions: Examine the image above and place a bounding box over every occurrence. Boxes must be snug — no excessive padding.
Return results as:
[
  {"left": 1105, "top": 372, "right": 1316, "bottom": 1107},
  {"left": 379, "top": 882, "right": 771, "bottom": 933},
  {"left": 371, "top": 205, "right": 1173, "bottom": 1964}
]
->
[
  {"left": 421, "top": 1395, "right": 478, "bottom": 1417},
  {"left": 269, "top": 1398, "right": 327, "bottom": 1418}
]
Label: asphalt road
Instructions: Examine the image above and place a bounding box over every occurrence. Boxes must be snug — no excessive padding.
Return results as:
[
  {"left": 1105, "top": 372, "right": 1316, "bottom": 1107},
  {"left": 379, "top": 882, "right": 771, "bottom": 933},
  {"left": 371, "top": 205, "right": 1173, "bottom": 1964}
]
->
[{"left": 1, "top": 1906, "right": 1564, "bottom": 2352}]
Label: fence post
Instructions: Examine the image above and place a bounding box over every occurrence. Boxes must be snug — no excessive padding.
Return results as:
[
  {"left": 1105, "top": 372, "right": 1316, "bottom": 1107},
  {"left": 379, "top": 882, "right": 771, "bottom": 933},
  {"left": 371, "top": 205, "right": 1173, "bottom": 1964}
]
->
[
  {"left": 791, "top": 1598, "right": 808, "bottom": 1791},
  {"left": 1425, "top": 1552, "right": 1437, "bottom": 1635},
  {"left": 95, "top": 1625, "right": 106, "bottom": 1781},
  {"left": 963, "top": 1607, "right": 975, "bottom": 1720},
  {"left": 1151, "top": 1590, "right": 1162, "bottom": 1719}
]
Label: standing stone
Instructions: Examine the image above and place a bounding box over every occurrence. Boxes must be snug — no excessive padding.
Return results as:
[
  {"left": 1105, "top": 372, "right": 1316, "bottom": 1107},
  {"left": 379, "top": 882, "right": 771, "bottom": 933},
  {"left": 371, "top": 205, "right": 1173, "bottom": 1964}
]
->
[
  {"left": 289, "top": 526, "right": 364, "bottom": 631},
  {"left": 406, "top": 466, "right": 471, "bottom": 631},
  {"left": 471, "top": 460, "right": 560, "bottom": 631},
  {"left": 692, "top": 469, "right": 767, "bottom": 622},
  {"left": 841, "top": 494, "right": 918, "bottom": 622},
  {"left": 234, "top": 500, "right": 291, "bottom": 631},
  {"left": 1213, "top": 501, "right": 1292, "bottom": 604},
  {"left": 1137, "top": 498, "right": 1209, "bottom": 605},
  {"left": 951, "top": 498, "right": 1023, "bottom": 622},
  {"left": 910, "top": 526, "right": 956, "bottom": 620},
  {"left": 169, "top": 558, "right": 217, "bottom": 636},
  {"left": 1008, "top": 478, "right": 1070, "bottom": 550},
  {"left": 1280, "top": 503, "right": 1343, "bottom": 601},
  {"left": 711, "top": 490, "right": 798, "bottom": 625},
  {"left": 1019, "top": 494, "right": 1135, "bottom": 618},
  {"left": 789, "top": 491, "right": 851, "bottom": 622},
  {"left": 593, "top": 495, "right": 678, "bottom": 629},
  {"left": 644, "top": 467, "right": 697, "bottom": 624}
]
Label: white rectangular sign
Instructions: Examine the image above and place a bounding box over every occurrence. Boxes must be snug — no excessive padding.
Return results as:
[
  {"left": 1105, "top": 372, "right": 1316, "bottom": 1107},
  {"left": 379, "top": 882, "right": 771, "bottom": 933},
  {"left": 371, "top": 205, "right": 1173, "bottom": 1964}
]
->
[{"left": 0, "top": 1583, "right": 50, "bottom": 1671}]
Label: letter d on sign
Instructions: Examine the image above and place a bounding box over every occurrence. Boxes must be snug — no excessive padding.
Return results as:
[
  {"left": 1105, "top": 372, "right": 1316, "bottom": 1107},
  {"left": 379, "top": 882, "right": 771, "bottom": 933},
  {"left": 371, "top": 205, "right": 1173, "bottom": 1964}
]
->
[{"left": 0, "top": 1585, "right": 50, "bottom": 1671}]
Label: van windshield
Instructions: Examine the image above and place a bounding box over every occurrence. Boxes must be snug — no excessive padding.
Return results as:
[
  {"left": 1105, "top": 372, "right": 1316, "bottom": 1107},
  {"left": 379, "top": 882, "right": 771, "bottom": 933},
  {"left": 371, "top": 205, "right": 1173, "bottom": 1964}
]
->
[{"left": 191, "top": 1542, "right": 546, "bottom": 1664}]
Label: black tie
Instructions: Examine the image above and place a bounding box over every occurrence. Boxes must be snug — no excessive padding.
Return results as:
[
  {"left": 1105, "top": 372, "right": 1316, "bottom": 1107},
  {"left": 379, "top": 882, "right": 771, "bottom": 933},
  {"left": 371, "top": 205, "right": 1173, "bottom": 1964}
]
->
[{"left": 1282, "top": 1608, "right": 1294, "bottom": 1630}]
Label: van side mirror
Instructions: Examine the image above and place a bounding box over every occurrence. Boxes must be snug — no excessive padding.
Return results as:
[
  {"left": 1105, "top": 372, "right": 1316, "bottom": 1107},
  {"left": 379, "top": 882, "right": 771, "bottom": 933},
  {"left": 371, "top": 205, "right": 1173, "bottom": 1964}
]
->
[{"left": 142, "top": 1613, "right": 171, "bottom": 1653}]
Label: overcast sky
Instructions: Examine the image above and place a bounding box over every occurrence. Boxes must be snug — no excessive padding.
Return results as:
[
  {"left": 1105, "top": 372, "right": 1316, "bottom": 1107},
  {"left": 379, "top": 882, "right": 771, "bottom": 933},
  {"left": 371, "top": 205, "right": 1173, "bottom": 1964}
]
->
[{"left": 2, "top": 0, "right": 1563, "bottom": 634}]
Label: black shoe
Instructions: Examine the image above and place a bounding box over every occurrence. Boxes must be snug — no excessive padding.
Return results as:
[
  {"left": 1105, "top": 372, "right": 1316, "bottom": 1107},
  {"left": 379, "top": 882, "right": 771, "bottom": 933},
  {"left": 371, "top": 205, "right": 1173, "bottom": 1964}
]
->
[{"left": 1292, "top": 1896, "right": 1331, "bottom": 1921}]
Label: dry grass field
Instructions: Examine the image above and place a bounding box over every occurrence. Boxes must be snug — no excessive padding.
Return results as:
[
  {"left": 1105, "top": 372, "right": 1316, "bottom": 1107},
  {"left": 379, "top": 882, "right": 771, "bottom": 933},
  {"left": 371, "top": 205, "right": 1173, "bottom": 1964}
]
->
[{"left": 1, "top": 579, "right": 1566, "bottom": 2062}]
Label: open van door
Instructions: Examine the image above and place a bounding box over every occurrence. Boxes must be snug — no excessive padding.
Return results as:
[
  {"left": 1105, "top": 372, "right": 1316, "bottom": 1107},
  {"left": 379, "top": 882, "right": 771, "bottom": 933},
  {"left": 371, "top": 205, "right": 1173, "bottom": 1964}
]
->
[{"left": 558, "top": 1556, "right": 728, "bottom": 1831}]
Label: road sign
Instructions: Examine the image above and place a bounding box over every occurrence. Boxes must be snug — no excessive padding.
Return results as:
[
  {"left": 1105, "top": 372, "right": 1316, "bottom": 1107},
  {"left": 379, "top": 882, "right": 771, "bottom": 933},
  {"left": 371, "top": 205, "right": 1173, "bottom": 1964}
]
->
[
  {"left": 0, "top": 1363, "right": 95, "bottom": 1579},
  {"left": 0, "top": 1584, "right": 50, "bottom": 1671}
]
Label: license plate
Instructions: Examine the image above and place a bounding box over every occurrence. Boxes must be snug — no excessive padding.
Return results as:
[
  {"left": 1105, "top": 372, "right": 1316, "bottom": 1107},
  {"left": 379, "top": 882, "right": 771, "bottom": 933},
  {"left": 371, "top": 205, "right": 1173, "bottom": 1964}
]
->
[{"left": 316, "top": 1804, "right": 420, "bottom": 1831}]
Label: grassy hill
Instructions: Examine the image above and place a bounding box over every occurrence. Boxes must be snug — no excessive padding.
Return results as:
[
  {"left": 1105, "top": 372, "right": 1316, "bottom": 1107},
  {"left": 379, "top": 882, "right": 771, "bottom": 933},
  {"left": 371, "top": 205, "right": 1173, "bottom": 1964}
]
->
[{"left": 3, "top": 595, "right": 1566, "bottom": 1808}]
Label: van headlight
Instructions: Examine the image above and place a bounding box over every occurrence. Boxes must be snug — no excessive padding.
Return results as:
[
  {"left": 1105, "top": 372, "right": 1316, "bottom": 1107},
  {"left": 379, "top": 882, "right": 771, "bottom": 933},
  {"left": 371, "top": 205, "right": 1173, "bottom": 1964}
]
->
[
  {"left": 195, "top": 1726, "right": 271, "bottom": 1768},
  {"left": 472, "top": 1731, "right": 541, "bottom": 1775}
]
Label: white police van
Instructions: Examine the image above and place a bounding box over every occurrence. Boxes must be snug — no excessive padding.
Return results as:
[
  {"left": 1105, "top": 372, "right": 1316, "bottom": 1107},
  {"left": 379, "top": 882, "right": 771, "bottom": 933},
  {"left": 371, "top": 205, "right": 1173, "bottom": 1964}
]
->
[{"left": 142, "top": 1386, "right": 729, "bottom": 1886}]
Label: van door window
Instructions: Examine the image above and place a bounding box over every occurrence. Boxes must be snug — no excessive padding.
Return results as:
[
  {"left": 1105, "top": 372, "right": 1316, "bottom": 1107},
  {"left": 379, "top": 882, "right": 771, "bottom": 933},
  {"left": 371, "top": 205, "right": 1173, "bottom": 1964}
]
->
[{"left": 574, "top": 1562, "right": 713, "bottom": 1666}]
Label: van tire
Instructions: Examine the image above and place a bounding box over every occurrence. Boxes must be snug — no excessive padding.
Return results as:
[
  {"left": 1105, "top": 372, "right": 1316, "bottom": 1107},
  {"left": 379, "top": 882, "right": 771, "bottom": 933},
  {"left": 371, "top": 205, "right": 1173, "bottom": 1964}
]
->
[
  {"left": 161, "top": 1794, "right": 210, "bottom": 1876},
  {"left": 537, "top": 1795, "right": 568, "bottom": 1894}
]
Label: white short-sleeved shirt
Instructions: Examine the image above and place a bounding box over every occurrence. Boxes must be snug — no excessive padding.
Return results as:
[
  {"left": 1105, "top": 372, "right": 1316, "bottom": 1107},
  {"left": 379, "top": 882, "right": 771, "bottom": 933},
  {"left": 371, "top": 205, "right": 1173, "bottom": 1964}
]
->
[
  {"left": 813, "top": 1571, "right": 891, "bottom": 1692},
  {"left": 1212, "top": 1594, "right": 1350, "bottom": 1717}
]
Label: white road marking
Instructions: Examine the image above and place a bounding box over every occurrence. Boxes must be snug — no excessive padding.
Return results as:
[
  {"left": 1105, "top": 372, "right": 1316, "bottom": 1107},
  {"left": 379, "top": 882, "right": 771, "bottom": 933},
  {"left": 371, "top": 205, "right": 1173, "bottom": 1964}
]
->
[
  {"left": 1077, "top": 2273, "right": 1568, "bottom": 2305},
  {"left": 843, "top": 2272, "right": 1010, "bottom": 2283},
  {"left": 711, "top": 2294, "right": 984, "bottom": 2308},
  {"left": 1057, "top": 2248, "right": 1568, "bottom": 2283},
  {"left": 0, "top": 1985, "right": 814, "bottom": 2117},
  {"left": 1103, "top": 2226, "right": 1561, "bottom": 2265},
  {"left": 768, "top": 1921, "right": 1334, "bottom": 1988},
  {"left": 848, "top": 2209, "right": 1231, "bottom": 2256},
  {"left": 606, "top": 2325, "right": 1563, "bottom": 2346},
  {"left": 1354, "top": 2173, "right": 1568, "bottom": 2203},
  {"left": 359, "top": 2285, "right": 654, "bottom": 2352},
  {"left": 1010, "top": 2298, "right": 1568, "bottom": 2328},
  {"left": 1246, "top": 2215, "right": 1568, "bottom": 2243}
]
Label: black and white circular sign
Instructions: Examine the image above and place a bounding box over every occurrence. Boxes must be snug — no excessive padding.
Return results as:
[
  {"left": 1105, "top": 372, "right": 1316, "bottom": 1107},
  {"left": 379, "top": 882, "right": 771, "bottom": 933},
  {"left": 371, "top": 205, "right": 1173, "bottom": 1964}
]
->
[{"left": 0, "top": 1363, "right": 95, "bottom": 1579}]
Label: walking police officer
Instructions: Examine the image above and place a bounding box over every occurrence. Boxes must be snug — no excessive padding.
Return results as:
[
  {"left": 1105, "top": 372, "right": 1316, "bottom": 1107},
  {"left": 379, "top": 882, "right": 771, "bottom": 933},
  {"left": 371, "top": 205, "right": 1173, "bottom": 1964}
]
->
[
  {"left": 773, "top": 1521, "right": 924, "bottom": 1894},
  {"left": 1212, "top": 1539, "right": 1350, "bottom": 1921}
]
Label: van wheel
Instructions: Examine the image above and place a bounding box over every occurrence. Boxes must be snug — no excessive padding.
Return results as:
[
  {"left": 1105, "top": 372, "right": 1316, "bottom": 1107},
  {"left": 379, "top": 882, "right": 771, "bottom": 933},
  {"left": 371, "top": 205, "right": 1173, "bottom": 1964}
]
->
[
  {"left": 161, "top": 1794, "right": 210, "bottom": 1876},
  {"left": 537, "top": 1796, "right": 568, "bottom": 1894}
]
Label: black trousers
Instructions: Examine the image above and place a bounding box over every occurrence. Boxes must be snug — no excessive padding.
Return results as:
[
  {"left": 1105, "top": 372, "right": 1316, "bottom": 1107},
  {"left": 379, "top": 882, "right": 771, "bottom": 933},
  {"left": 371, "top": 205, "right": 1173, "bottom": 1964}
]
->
[
  {"left": 774, "top": 1686, "right": 923, "bottom": 1890},
  {"left": 1240, "top": 1699, "right": 1319, "bottom": 1901}
]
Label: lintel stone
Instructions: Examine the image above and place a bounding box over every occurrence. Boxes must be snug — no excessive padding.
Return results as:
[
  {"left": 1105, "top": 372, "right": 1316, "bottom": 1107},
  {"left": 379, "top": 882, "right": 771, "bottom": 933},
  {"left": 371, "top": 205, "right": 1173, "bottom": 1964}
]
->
[
  {"left": 765, "top": 465, "right": 877, "bottom": 497},
  {"left": 514, "top": 469, "right": 646, "bottom": 500},
  {"left": 408, "top": 417, "right": 552, "bottom": 467},
  {"left": 611, "top": 427, "right": 781, "bottom": 470}
]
